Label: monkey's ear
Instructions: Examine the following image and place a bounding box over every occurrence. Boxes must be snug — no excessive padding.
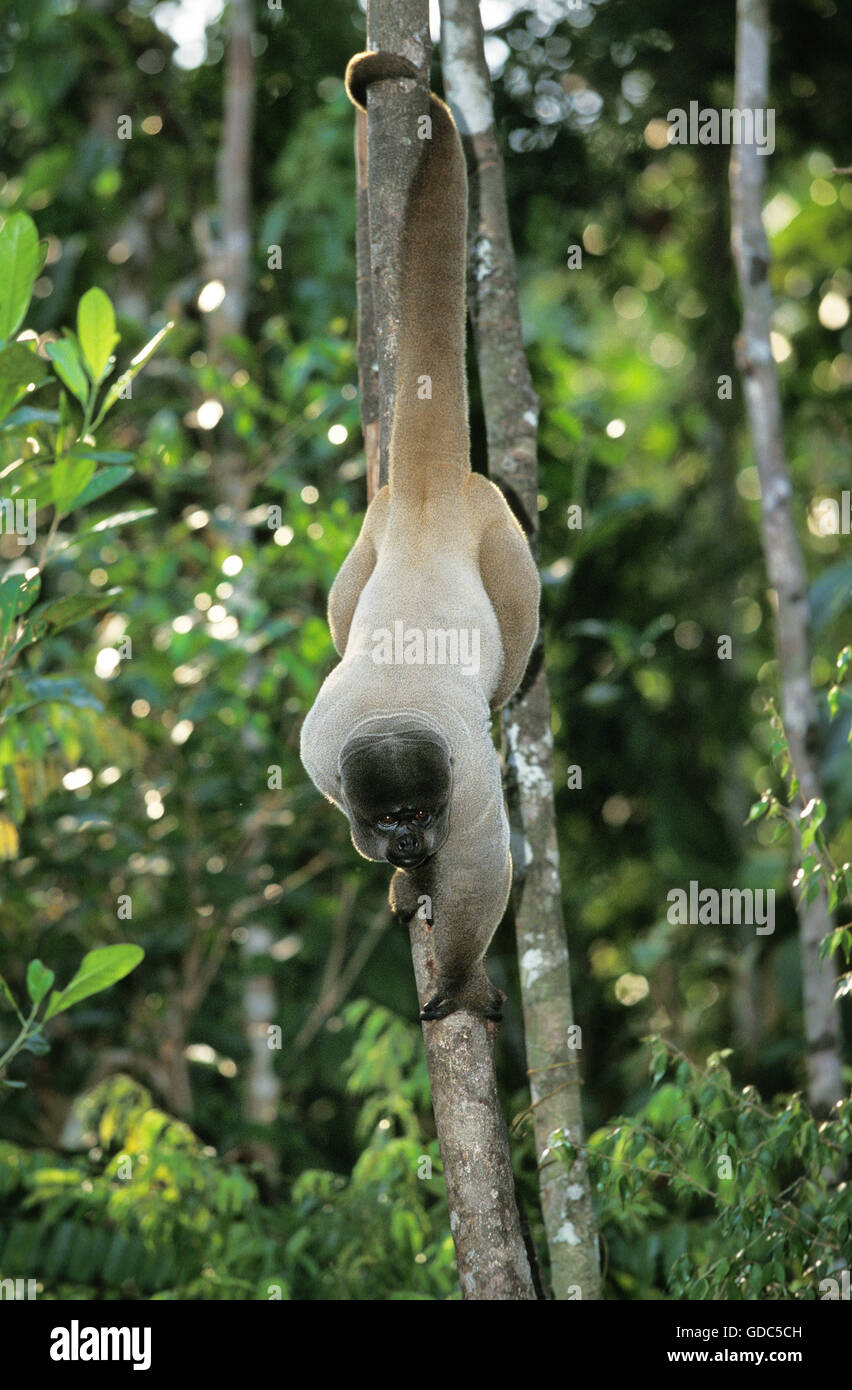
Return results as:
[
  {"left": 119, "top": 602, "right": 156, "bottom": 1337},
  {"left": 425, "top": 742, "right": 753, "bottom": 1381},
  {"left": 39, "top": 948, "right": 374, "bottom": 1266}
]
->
[{"left": 345, "top": 51, "right": 420, "bottom": 113}]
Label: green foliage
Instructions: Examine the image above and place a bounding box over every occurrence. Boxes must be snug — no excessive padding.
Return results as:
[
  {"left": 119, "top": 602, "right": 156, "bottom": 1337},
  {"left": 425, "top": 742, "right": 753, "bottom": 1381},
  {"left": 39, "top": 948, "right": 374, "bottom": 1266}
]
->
[
  {"left": 0, "top": 946, "right": 144, "bottom": 1086},
  {"left": 588, "top": 1038, "right": 852, "bottom": 1299},
  {"left": 0, "top": 211, "right": 171, "bottom": 837},
  {"left": 747, "top": 660, "right": 852, "bottom": 994},
  {"left": 285, "top": 1002, "right": 457, "bottom": 1299},
  {"left": 0, "top": 1075, "right": 286, "bottom": 1299}
]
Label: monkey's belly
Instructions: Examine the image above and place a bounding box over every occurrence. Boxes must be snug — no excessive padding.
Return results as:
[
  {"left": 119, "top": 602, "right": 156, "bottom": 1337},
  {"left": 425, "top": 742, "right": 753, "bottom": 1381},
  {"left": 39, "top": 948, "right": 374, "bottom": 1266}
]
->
[{"left": 345, "top": 559, "right": 504, "bottom": 698}]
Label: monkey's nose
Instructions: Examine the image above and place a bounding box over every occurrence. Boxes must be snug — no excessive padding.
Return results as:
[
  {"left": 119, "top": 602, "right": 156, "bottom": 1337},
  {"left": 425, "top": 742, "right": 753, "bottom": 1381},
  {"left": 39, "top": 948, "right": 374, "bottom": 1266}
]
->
[{"left": 396, "top": 831, "right": 419, "bottom": 854}]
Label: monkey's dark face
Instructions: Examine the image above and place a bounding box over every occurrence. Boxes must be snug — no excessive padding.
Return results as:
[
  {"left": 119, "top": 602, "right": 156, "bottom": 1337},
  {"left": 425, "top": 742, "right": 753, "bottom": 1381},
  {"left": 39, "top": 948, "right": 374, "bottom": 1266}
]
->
[{"left": 339, "top": 730, "right": 452, "bottom": 868}]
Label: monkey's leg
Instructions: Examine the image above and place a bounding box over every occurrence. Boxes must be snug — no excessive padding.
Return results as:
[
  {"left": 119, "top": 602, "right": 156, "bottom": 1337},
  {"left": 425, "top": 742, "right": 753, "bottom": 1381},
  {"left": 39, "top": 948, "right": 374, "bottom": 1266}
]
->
[
  {"left": 418, "top": 826, "right": 512, "bottom": 1022},
  {"left": 470, "top": 476, "right": 540, "bottom": 709},
  {"left": 327, "top": 487, "right": 388, "bottom": 655}
]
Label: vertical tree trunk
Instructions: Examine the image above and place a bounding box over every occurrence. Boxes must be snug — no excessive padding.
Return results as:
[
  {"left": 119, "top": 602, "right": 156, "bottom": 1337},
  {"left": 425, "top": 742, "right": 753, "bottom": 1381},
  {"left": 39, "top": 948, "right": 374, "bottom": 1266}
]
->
[
  {"left": 356, "top": 0, "right": 537, "bottom": 1299},
  {"left": 730, "top": 0, "right": 843, "bottom": 1112},
  {"left": 438, "top": 0, "right": 601, "bottom": 1300}
]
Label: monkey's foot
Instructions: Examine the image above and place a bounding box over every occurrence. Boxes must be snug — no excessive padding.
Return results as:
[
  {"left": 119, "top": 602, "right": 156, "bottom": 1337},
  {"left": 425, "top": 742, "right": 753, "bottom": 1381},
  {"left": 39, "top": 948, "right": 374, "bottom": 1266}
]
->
[
  {"left": 420, "top": 992, "right": 457, "bottom": 1021},
  {"left": 420, "top": 985, "right": 505, "bottom": 1022}
]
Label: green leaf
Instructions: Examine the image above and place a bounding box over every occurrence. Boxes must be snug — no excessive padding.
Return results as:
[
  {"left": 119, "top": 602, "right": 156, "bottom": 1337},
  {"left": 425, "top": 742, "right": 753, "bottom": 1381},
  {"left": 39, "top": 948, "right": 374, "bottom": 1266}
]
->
[
  {"left": 21, "top": 1029, "right": 50, "bottom": 1055},
  {"left": 92, "top": 320, "right": 174, "bottom": 428},
  {"left": 42, "top": 944, "right": 144, "bottom": 1021},
  {"left": 0, "top": 405, "right": 59, "bottom": 433},
  {"left": 7, "top": 675, "right": 103, "bottom": 715},
  {"left": 90, "top": 507, "right": 156, "bottom": 532},
  {"left": 77, "top": 287, "right": 119, "bottom": 384},
  {"left": 45, "top": 338, "right": 90, "bottom": 406},
  {"left": 0, "top": 340, "right": 49, "bottom": 421},
  {"left": 0, "top": 571, "right": 41, "bottom": 640},
  {"left": 26, "top": 959, "right": 55, "bottom": 1004},
  {"left": 68, "top": 465, "right": 133, "bottom": 512},
  {"left": 0, "top": 213, "right": 42, "bottom": 343},
  {"left": 51, "top": 454, "right": 97, "bottom": 514},
  {"left": 0, "top": 974, "right": 18, "bottom": 1012},
  {"left": 22, "top": 589, "right": 120, "bottom": 642}
]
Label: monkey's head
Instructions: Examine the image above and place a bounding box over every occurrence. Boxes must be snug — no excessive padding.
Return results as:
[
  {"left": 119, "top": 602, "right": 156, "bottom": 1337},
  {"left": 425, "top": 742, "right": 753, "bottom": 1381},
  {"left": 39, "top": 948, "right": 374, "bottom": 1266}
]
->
[{"left": 339, "top": 728, "right": 452, "bottom": 869}]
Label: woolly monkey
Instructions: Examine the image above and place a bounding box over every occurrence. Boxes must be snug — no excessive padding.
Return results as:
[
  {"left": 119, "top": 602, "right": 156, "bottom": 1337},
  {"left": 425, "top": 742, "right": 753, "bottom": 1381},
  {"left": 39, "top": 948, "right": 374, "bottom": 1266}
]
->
[{"left": 299, "top": 52, "right": 540, "bottom": 1020}]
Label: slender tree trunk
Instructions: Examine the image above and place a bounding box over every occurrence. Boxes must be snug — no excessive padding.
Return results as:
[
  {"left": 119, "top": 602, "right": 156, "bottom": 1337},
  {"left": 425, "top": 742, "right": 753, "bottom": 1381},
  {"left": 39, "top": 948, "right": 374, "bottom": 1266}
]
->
[
  {"left": 730, "top": 0, "right": 843, "bottom": 1112},
  {"left": 438, "top": 0, "right": 601, "bottom": 1300},
  {"left": 198, "top": 0, "right": 282, "bottom": 1166},
  {"left": 357, "top": 0, "right": 537, "bottom": 1299}
]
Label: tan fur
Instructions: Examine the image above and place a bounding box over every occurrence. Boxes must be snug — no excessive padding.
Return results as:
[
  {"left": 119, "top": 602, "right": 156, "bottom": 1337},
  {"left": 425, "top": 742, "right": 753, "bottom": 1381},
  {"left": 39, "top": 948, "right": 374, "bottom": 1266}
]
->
[{"left": 300, "top": 52, "right": 540, "bottom": 1018}]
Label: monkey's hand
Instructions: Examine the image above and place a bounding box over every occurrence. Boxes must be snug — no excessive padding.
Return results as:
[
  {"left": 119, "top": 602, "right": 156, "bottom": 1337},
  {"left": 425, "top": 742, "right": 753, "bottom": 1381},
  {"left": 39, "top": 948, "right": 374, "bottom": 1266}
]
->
[{"left": 389, "top": 868, "right": 431, "bottom": 926}]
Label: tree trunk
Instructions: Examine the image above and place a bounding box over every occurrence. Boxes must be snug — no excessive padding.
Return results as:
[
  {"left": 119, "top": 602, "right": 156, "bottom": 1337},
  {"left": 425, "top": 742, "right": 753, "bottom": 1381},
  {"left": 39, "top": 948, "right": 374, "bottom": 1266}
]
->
[
  {"left": 438, "top": 0, "right": 601, "bottom": 1300},
  {"left": 730, "top": 0, "right": 843, "bottom": 1112}
]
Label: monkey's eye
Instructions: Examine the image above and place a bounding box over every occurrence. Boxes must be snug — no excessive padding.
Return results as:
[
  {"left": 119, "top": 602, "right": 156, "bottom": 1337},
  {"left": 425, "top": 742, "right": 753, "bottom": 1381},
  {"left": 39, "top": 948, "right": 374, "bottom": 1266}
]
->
[
  {"left": 376, "top": 814, "right": 397, "bottom": 830},
  {"left": 412, "top": 810, "right": 431, "bottom": 824}
]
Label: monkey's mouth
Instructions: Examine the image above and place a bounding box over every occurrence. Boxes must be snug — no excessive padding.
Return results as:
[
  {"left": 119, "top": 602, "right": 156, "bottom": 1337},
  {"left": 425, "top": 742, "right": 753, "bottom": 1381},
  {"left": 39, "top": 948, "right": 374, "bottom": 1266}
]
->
[{"left": 387, "top": 849, "right": 432, "bottom": 870}]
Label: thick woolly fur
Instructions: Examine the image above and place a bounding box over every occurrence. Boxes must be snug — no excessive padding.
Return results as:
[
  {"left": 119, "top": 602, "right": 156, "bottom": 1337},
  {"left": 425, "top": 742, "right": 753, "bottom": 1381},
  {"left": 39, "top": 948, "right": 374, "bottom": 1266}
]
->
[{"left": 299, "top": 52, "right": 540, "bottom": 1020}]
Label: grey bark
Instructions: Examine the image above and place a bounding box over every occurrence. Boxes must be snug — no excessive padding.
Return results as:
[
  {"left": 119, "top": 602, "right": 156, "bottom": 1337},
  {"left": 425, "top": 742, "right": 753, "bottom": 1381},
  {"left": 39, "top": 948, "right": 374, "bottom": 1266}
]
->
[
  {"left": 438, "top": 0, "right": 601, "bottom": 1300},
  {"left": 730, "top": 0, "right": 843, "bottom": 1111}
]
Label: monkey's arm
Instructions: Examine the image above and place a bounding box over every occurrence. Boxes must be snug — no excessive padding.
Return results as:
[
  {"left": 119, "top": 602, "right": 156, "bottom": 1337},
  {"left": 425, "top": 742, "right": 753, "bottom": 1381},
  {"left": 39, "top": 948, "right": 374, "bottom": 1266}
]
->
[
  {"left": 478, "top": 512, "right": 541, "bottom": 709},
  {"left": 327, "top": 486, "right": 389, "bottom": 656}
]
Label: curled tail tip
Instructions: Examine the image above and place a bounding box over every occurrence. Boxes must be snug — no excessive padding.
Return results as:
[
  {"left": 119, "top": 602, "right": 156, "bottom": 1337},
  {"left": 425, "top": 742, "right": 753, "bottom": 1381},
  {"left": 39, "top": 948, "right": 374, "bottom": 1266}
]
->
[{"left": 345, "top": 50, "right": 421, "bottom": 111}]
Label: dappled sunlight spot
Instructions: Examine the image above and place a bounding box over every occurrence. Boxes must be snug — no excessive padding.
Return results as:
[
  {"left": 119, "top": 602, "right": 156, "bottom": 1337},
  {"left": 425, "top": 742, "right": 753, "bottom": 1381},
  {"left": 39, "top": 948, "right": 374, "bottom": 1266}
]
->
[
  {"left": 605, "top": 418, "right": 626, "bottom": 439},
  {"left": 153, "top": 0, "right": 224, "bottom": 70},
  {"left": 649, "top": 333, "right": 685, "bottom": 368},
  {"left": 328, "top": 424, "right": 348, "bottom": 445},
  {"left": 63, "top": 767, "right": 93, "bottom": 791},
  {"left": 736, "top": 466, "right": 761, "bottom": 501},
  {"left": 307, "top": 523, "right": 324, "bottom": 540},
  {"left": 602, "top": 795, "right": 631, "bottom": 827},
  {"left": 208, "top": 615, "right": 239, "bottom": 640},
  {"left": 770, "top": 331, "right": 792, "bottom": 362},
  {"left": 613, "top": 286, "right": 646, "bottom": 320},
  {"left": 95, "top": 648, "right": 121, "bottom": 679},
  {"left": 196, "top": 399, "right": 224, "bottom": 430},
  {"left": 221, "top": 554, "right": 242, "bottom": 576},
  {"left": 582, "top": 222, "right": 607, "bottom": 256},
  {"left": 172, "top": 614, "right": 193, "bottom": 634},
  {"left": 301, "top": 485, "right": 319, "bottom": 504},
  {"left": 197, "top": 279, "right": 226, "bottom": 313},
  {"left": 170, "top": 719, "right": 193, "bottom": 745},
  {"left": 131, "top": 699, "right": 151, "bottom": 717},
  {"left": 674, "top": 620, "right": 702, "bottom": 650},
  {"left": 818, "top": 291, "right": 849, "bottom": 329},
  {"left": 643, "top": 118, "right": 670, "bottom": 149},
  {"left": 185, "top": 508, "right": 210, "bottom": 529},
  {"left": 812, "top": 360, "right": 838, "bottom": 391},
  {"left": 274, "top": 526, "right": 294, "bottom": 546},
  {"left": 615, "top": 973, "right": 649, "bottom": 1006},
  {"left": 809, "top": 178, "right": 837, "bottom": 207},
  {"left": 763, "top": 191, "right": 799, "bottom": 235}
]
